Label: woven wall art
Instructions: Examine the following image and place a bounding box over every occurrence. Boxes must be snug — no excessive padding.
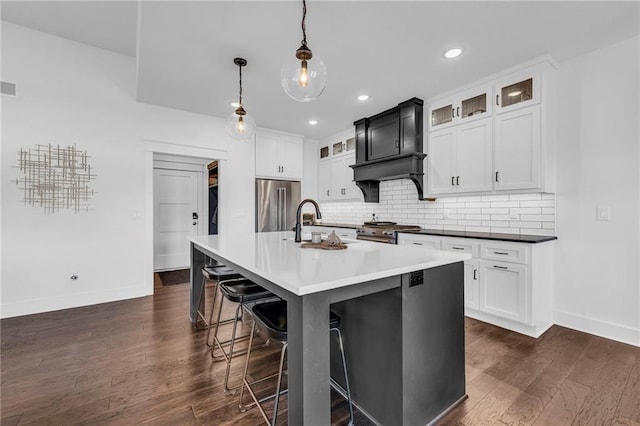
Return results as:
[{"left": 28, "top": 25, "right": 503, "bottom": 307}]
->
[{"left": 15, "top": 144, "right": 96, "bottom": 214}]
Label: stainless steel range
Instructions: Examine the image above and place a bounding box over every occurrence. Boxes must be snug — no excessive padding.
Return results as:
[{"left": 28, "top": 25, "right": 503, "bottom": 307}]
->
[{"left": 356, "top": 222, "right": 422, "bottom": 244}]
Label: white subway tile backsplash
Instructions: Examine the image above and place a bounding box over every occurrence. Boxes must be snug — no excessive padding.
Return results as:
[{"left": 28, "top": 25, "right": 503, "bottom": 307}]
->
[
  {"left": 519, "top": 200, "right": 555, "bottom": 208},
  {"left": 318, "top": 179, "right": 555, "bottom": 236},
  {"left": 509, "top": 193, "right": 542, "bottom": 201},
  {"left": 481, "top": 194, "right": 510, "bottom": 201}
]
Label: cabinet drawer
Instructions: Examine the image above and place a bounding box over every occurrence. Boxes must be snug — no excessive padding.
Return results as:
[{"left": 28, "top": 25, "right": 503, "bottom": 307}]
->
[
  {"left": 480, "top": 242, "right": 529, "bottom": 264},
  {"left": 397, "top": 234, "right": 442, "bottom": 249},
  {"left": 442, "top": 238, "right": 479, "bottom": 257}
]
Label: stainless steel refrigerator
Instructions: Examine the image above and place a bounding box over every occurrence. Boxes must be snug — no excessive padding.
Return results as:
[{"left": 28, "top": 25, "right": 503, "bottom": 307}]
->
[{"left": 255, "top": 179, "right": 302, "bottom": 232}]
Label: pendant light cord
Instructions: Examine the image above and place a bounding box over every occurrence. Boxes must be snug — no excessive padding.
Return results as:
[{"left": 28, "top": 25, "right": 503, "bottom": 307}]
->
[
  {"left": 238, "top": 63, "right": 243, "bottom": 105},
  {"left": 301, "top": 0, "right": 307, "bottom": 47}
]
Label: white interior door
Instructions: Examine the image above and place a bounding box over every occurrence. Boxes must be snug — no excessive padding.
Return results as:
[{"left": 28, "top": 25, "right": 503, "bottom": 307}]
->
[{"left": 154, "top": 168, "right": 202, "bottom": 271}]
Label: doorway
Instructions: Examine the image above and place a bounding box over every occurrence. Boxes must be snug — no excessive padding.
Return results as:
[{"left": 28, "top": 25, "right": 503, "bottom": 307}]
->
[{"left": 153, "top": 154, "right": 213, "bottom": 272}]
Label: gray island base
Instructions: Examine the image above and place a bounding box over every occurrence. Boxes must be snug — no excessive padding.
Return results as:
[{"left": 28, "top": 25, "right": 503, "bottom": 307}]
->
[{"left": 189, "top": 232, "right": 467, "bottom": 425}]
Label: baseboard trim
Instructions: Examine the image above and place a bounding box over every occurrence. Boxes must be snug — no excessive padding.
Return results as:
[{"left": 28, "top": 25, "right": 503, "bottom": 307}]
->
[
  {"left": 0, "top": 285, "right": 152, "bottom": 319},
  {"left": 554, "top": 310, "right": 640, "bottom": 347}
]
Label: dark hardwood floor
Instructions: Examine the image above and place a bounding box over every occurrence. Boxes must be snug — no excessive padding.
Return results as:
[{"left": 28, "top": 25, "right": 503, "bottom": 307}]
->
[{"left": 1, "top": 276, "right": 638, "bottom": 425}]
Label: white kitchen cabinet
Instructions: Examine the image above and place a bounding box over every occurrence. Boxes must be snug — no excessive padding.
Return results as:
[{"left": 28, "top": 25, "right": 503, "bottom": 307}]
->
[
  {"left": 318, "top": 160, "right": 332, "bottom": 201},
  {"left": 478, "top": 260, "right": 528, "bottom": 323},
  {"left": 427, "top": 118, "right": 493, "bottom": 195},
  {"left": 397, "top": 232, "right": 555, "bottom": 337},
  {"left": 424, "top": 58, "right": 556, "bottom": 197},
  {"left": 428, "top": 86, "right": 492, "bottom": 131},
  {"left": 317, "top": 131, "right": 361, "bottom": 201},
  {"left": 255, "top": 130, "right": 303, "bottom": 180},
  {"left": 494, "top": 105, "right": 541, "bottom": 191}
]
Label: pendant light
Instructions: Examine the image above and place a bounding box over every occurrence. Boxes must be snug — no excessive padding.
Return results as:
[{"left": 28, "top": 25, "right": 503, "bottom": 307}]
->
[
  {"left": 226, "top": 57, "right": 256, "bottom": 140},
  {"left": 280, "top": 0, "right": 327, "bottom": 102}
]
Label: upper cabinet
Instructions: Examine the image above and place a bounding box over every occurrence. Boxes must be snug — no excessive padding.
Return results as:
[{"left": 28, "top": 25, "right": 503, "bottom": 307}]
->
[
  {"left": 425, "top": 58, "right": 556, "bottom": 197},
  {"left": 255, "top": 130, "right": 303, "bottom": 180},
  {"left": 428, "top": 86, "right": 492, "bottom": 131},
  {"left": 318, "top": 132, "right": 360, "bottom": 202}
]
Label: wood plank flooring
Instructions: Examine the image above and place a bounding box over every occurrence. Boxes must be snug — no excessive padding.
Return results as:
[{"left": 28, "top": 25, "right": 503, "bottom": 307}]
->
[{"left": 1, "top": 276, "right": 638, "bottom": 425}]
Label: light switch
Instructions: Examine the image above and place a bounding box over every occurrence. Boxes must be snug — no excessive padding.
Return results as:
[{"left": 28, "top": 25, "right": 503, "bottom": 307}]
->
[{"left": 596, "top": 206, "right": 611, "bottom": 221}]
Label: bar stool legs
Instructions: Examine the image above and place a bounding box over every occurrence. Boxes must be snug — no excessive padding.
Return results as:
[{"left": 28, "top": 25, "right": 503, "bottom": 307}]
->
[{"left": 239, "top": 322, "right": 354, "bottom": 425}]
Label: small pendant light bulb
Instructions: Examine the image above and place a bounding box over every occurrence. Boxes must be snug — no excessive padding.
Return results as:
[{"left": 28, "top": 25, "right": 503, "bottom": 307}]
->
[{"left": 299, "top": 60, "right": 309, "bottom": 87}]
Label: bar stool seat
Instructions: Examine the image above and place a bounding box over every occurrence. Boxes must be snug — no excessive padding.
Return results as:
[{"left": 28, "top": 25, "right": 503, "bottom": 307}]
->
[
  {"left": 239, "top": 300, "right": 354, "bottom": 425},
  {"left": 211, "top": 281, "right": 277, "bottom": 393}
]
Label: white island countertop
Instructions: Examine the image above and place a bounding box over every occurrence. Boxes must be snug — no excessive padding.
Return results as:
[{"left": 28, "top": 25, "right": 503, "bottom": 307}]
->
[{"left": 190, "top": 231, "right": 470, "bottom": 296}]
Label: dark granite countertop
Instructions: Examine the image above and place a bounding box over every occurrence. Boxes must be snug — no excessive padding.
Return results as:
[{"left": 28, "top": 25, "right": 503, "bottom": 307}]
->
[{"left": 398, "top": 229, "right": 557, "bottom": 244}]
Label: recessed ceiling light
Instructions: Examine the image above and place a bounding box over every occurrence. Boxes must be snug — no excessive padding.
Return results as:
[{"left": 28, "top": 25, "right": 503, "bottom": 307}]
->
[
  {"left": 230, "top": 102, "right": 240, "bottom": 108},
  {"left": 357, "top": 94, "right": 370, "bottom": 101},
  {"left": 443, "top": 48, "right": 463, "bottom": 59},
  {"left": 308, "top": 120, "right": 318, "bottom": 125}
]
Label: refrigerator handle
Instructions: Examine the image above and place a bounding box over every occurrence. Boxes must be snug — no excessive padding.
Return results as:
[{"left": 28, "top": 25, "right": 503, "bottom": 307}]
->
[
  {"left": 281, "top": 187, "right": 287, "bottom": 231},
  {"left": 277, "top": 188, "right": 282, "bottom": 231}
]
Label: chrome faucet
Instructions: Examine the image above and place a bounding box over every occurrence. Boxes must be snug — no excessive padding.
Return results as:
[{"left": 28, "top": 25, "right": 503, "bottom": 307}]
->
[{"left": 295, "top": 199, "right": 322, "bottom": 242}]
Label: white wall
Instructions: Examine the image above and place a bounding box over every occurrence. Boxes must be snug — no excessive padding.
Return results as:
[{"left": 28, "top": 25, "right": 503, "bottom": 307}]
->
[
  {"left": 302, "top": 138, "right": 319, "bottom": 200},
  {"left": 0, "top": 23, "right": 255, "bottom": 317},
  {"left": 555, "top": 35, "right": 640, "bottom": 346}
]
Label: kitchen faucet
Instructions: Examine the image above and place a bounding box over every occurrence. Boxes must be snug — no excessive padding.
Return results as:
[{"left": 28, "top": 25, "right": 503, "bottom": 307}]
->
[{"left": 294, "top": 199, "right": 322, "bottom": 242}]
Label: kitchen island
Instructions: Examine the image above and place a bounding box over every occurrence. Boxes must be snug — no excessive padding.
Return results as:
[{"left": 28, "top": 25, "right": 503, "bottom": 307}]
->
[{"left": 189, "top": 231, "right": 471, "bottom": 425}]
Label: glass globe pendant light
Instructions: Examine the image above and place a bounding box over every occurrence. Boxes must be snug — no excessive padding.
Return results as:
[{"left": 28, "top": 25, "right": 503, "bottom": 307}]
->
[
  {"left": 280, "top": 0, "right": 327, "bottom": 102},
  {"left": 226, "top": 57, "right": 256, "bottom": 140}
]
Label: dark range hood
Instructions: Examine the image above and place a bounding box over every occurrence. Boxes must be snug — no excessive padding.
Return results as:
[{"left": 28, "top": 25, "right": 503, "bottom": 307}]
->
[{"left": 350, "top": 98, "right": 426, "bottom": 203}]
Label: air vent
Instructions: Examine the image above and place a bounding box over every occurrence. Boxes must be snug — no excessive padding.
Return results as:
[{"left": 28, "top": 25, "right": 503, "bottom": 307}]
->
[{"left": 1, "top": 81, "right": 17, "bottom": 96}]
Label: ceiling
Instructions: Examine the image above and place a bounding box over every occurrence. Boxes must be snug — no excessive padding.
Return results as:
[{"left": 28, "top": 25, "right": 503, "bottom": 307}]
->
[{"left": 2, "top": 1, "right": 639, "bottom": 140}]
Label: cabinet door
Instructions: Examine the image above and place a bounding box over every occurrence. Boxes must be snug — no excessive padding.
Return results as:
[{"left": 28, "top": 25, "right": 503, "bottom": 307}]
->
[
  {"left": 318, "top": 161, "right": 332, "bottom": 201},
  {"left": 479, "top": 260, "right": 528, "bottom": 323},
  {"left": 427, "top": 128, "right": 456, "bottom": 194},
  {"left": 331, "top": 156, "right": 347, "bottom": 199},
  {"left": 464, "top": 259, "right": 480, "bottom": 310},
  {"left": 255, "top": 134, "right": 281, "bottom": 177},
  {"left": 279, "top": 138, "right": 303, "bottom": 179},
  {"left": 367, "top": 111, "right": 399, "bottom": 161},
  {"left": 494, "top": 106, "right": 541, "bottom": 191},
  {"left": 456, "top": 119, "right": 493, "bottom": 192}
]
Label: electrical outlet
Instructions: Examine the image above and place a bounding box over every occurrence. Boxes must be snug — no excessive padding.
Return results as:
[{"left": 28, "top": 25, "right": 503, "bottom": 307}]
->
[{"left": 596, "top": 206, "right": 611, "bottom": 221}]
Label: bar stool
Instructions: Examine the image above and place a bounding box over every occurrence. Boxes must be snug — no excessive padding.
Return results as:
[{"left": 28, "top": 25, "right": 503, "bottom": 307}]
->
[
  {"left": 196, "top": 265, "right": 242, "bottom": 347},
  {"left": 239, "top": 300, "right": 354, "bottom": 426},
  {"left": 211, "top": 281, "right": 277, "bottom": 393}
]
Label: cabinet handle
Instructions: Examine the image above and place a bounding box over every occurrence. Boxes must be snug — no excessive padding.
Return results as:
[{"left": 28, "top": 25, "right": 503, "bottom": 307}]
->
[
  {"left": 395, "top": 140, "right": 399, "bottom": 148},
  {"left": 327, "top": 190, "right": 330, "bottom": 196},
  {"left": 493, "top": 265, "right": 509, "bottom": 270},
  {"left": 496, "top": 94, "right": 500, "bottom": 106},
  {"left": 281, "top": 166, "right": 284, "bottom": 173},
  {"left": 451, "top": 176, "right": 455, "bottom": 186},
  {"left": 456, "top": 176, "right": 460, "bottom": 185},
  {"left": 452, "top": 246, "right": 465, "bottom": 250},
  {"left": 495, "top": 171, "right": 500, "bottom": 182},
  {"left": 412, "top": 242, "right": 423, "bottom": 246},
  {"left": 473, "top": 269, "right": 478, "bottom": 280},
  {"left": 451, "top": 108, "right": 455, "bottom": 118},
  {"left": 494, "top": 251, "right": 509, "bottom": 255},
  {"left": 456, "top": 106, "right": 460, "bottom": 117}
]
